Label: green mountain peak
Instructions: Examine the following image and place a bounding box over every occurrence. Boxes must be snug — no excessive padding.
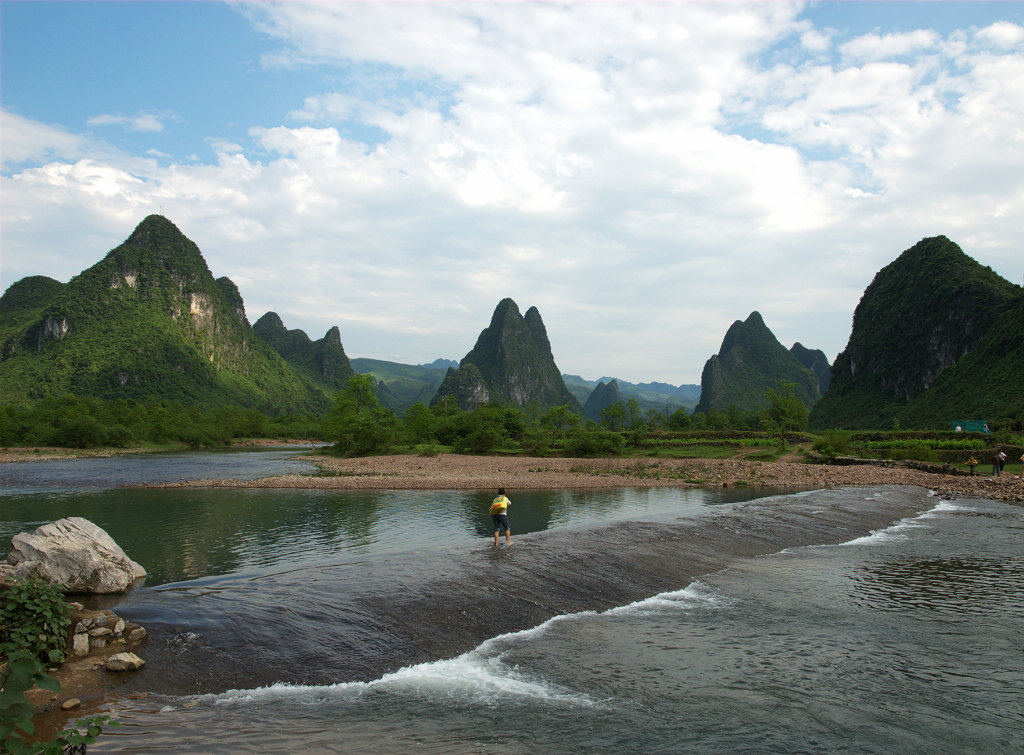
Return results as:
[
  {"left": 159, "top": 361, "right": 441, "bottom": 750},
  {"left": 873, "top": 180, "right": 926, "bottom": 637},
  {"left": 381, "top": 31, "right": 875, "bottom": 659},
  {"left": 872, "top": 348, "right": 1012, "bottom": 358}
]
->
[
  {"left": 810, "top": 235, "right": 1022, "bottom": 429},
  {"left": 432, "top": 298, "right": 582, "bottom": 412},
  {"left": 1, "top": 216, "right": 328, "bottom": 412},
  {"left": 696, "top": 311, "right": 819, "bottom": 414}
]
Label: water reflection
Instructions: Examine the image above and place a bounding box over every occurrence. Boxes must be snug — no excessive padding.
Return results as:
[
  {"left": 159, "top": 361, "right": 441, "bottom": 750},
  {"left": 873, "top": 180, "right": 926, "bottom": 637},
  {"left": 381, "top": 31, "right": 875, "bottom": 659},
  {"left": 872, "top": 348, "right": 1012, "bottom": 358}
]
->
[
  {"left": 3, "top": 450, "right": 797, "bottom": 589},
  {"left": 2, "top": 486, "right": 777, "bottom": 587}
]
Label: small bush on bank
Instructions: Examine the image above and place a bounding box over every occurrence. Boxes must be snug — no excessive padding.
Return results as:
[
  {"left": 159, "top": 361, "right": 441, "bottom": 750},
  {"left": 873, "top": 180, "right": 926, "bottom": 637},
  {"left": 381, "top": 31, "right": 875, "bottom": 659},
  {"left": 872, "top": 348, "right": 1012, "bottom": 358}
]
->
[{"left": 0, "top": 579, "right": 71, "bottom": 665}]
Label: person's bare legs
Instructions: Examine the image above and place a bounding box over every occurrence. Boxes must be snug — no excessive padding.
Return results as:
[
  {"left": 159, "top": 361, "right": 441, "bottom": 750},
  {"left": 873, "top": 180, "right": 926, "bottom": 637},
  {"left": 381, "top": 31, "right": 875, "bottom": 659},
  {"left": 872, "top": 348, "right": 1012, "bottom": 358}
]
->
[
  {"left": 505, "top": 528, "right": 511, "bottom": 545},
  {"left": 494, "top": 531, "right": 499, "bottom": 546}
]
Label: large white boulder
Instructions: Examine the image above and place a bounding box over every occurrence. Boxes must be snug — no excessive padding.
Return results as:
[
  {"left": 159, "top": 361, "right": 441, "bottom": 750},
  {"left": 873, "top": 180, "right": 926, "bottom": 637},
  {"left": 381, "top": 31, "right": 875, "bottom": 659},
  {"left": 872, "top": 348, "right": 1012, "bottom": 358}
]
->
[{"left": 3, "top": 517, "right": 146, "bottom": 593}]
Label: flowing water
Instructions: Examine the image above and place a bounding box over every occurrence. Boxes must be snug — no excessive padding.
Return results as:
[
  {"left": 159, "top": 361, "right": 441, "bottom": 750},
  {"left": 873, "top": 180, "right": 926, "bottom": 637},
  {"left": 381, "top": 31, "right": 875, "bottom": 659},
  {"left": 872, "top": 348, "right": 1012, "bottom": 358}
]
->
[{"left": 2, "top": 450, "right": 1022, "bottom": 753}]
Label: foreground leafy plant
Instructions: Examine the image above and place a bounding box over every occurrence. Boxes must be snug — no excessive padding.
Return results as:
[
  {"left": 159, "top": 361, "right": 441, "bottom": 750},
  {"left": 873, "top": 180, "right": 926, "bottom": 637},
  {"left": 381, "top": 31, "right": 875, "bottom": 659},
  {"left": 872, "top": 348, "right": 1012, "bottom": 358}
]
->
[
  {"left": 0, "top": 580, "right": 71, "bottom": 665},
  {"left": 0, "top": 649, "right": 115, "bottom": 755}
]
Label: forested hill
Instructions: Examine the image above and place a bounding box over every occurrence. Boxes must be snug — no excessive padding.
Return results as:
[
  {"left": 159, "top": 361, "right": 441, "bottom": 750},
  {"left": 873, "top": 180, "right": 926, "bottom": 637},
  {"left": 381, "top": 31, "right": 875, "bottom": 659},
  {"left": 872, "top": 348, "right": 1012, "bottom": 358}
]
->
[
  {"left": 810, "top": 235, "right": 1023, "bottom": 429},
  {"left": 1, "top": 215, "right": 329, "bottom": 413},
  {"left": 695, "top": 311, "right": 820, "bottom": 414},
  {"left": 431, "top": 298, "right": 583, "bottom": 412},
  {"left": 253, "top": 312, "right": 354, "bottom": 393}
]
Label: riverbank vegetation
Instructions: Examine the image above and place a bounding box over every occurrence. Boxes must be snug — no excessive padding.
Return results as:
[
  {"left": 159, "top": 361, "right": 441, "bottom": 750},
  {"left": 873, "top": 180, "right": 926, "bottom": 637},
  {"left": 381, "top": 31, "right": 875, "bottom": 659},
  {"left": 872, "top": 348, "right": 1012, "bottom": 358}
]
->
[
  {"left": 0, "top": 580, "right": 114, "bottom": 753},
  {"left": 2, "top": 377, "right": 1021, "bottom": 474}
]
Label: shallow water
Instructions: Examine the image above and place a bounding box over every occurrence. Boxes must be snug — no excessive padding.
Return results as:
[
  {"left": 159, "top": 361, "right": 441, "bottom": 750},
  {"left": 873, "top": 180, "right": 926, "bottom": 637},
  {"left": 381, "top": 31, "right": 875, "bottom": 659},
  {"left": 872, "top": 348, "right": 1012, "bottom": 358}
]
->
[
  {"left": 0, "top": 445, "right": 317, "bottom": 494},
  {"left": 4, "top": 453, "right": 1022, "bottom": 753},
  {"left": 88, "top": 495, "right": 1022, "bottom": 754}
]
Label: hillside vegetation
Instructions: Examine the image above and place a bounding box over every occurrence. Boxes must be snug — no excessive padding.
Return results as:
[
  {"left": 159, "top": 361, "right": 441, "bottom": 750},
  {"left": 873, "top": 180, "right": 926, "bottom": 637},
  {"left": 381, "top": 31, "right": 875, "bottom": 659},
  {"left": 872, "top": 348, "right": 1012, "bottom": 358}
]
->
[
  {"left": 1, "top": 216, "right": 329, "bottom": 413},
  {"left": 811, "top": 236, "right": 1023, "bottom": 429}
]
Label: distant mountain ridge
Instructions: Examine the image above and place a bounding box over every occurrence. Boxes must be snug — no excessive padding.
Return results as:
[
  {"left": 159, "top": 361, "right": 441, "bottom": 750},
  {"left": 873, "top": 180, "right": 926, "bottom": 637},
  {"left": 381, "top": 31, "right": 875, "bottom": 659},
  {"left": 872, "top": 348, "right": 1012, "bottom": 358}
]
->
[
  {"left": 5, "top": 218, "right": 1018, "bottom": 431},
  {"left": 695, "top": 311, "right": 820, "bottom": 414},
  {"left": 1, "top": 215, "right": 329, "bottom": 412},
  {"left": 563, "top": 374, "right": 701, "bottom": 416},
  {"left": 431, "top": 298, "right": 582, "bottom": 412},
  {"left": 810, "top": 235, "right": 1024, "bottom": 428},
  {"left": 350, "top": 357, "right": 449, "bottom": 413}
]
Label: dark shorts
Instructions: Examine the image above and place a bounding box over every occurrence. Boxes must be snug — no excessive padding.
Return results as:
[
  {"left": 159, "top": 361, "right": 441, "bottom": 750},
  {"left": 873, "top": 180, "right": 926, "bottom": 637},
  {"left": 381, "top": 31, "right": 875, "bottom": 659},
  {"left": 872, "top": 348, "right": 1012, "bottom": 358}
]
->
[{"left": 492, "top": 514, "right": 510, "bottom": 533}]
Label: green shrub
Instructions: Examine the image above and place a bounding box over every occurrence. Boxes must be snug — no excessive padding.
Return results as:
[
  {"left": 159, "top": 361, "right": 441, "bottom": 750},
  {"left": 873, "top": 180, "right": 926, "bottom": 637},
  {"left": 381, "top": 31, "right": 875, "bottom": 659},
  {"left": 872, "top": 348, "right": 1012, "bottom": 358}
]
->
[
  {"left": 0, "top": 580, "right": 71, "bottom": 665},
  {"left": 1, "top": 648, "right": 115, "bottom": 755},
  {"left": 813, "top": 429, "right": 852, "bottom": 460},
  {"left": 564, "top": 429, "right": 625, "bottom": 457}
]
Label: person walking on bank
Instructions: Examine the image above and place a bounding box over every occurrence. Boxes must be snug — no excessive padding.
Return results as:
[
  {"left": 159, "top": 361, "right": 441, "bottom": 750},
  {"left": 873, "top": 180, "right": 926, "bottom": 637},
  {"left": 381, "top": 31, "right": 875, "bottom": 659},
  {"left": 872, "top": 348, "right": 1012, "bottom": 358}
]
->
[{"left": 490, "top": 487, "right": 511, "bottom": 546}]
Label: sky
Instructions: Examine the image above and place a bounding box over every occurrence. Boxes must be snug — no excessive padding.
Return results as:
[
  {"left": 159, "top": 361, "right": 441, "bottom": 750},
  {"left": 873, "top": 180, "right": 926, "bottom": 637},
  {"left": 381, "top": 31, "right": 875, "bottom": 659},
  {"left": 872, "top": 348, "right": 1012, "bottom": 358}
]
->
[{"left": 3, "top": 1, "right": 1023, "bottom": 386}]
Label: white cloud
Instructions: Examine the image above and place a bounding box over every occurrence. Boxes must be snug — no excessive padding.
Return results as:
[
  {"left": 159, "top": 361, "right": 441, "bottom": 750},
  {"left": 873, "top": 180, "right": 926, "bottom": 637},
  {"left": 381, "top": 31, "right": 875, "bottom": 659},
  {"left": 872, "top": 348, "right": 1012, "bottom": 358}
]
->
[
  {"left": 1, "top": 110, "right": 84, "bottom": 166},
  {"left": 840, "top": 29, "right": 941, "bottom": 61},
  {"left": 800, "top": 28, "right": 831, "bottom": 53},
  {"left": 3, "top": 3, "right": 1023, "bottom": 383},
  {"left": 974, "top": 21, "right": 1024, "bottom": 49},
  {"left": 87, "top": 112, "right": 167, "bottom": 132}
]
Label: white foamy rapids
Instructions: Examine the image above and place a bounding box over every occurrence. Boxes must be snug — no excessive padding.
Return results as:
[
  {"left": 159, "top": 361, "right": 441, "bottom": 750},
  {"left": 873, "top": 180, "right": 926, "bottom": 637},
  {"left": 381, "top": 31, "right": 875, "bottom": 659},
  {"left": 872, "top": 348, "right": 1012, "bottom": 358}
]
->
[
  {"left": 202, "top": 613, "right": 597, "bottom": 709},
  {"left": 604, "top": 580, "right": 729, "bottom": 617},
  {"left": 197, "top": 584, "right": 726, "bottom": 710},
  {"left": 840, "top": 500, "right": 968, "bottom": 547}
]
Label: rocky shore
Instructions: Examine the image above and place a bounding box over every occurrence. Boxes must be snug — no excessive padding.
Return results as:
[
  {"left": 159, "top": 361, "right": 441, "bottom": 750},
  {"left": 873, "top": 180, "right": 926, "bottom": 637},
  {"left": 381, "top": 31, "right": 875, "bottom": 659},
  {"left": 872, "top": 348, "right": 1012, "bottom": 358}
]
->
[{"left": 138, "top": 453, "right": 1024, "bottom": 503}]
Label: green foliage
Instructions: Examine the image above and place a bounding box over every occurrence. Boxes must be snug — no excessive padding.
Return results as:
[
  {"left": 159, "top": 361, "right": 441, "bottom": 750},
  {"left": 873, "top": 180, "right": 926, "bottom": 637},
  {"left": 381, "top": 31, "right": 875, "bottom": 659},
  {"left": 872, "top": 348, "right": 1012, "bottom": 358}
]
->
[
  {"left": 455, "top": 408, "right": 508, "bottom": 454},
  {"left": 696, "top": 311, "right": 820, "bottom": 415},
  {"left": 0, "top": 580, "right": 71, "bottom": 665},
  {"left": 324, "top": 375, "right": 398, "bottom": 456},
  {"left": 599, "top": 402, "right": 626, "bottom": 431},
  {"left": 812, "top": 237, "right": 1022, "bottom": 430},
  {"left": 254, "top": 313, "right": 355, "bottom": 394},
  {"left": 402, "top": 403, "right": 438, "bottom": 444},
  {"left": 564, "top": 428, "right": 624, "bottom": 456},
  {"left": 1, "top": 649, "right": 115, "bottom": 755},
  {"left": 763, "top": 381, "right": 810, "bottom": 433},
  {"left": 812, "top": 429, "right": 852, "bottom": 460},
  {"left": 667, "top": 407, "right": 691, "bottom": 430},
  {"left": 1, "top": 215, "right": 330, "bottom": 414},
  {"left": 0, "top": 395, "right": 324, "bottom": 449}
]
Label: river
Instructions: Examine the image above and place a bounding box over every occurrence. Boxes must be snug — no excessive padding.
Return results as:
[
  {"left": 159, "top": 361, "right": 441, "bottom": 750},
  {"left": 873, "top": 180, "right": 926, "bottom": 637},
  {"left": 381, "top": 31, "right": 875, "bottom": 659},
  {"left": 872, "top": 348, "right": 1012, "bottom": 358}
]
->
[{"left": 2, "top": 448, "right": 1022, "bottom": 753}]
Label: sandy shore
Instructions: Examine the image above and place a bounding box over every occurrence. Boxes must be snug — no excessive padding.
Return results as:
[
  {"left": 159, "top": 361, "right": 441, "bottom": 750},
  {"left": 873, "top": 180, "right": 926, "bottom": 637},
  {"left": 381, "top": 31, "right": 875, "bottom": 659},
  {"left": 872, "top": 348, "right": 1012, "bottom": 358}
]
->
[{"left": 135, "top": 453, "right": 1024, "bottom": 503}]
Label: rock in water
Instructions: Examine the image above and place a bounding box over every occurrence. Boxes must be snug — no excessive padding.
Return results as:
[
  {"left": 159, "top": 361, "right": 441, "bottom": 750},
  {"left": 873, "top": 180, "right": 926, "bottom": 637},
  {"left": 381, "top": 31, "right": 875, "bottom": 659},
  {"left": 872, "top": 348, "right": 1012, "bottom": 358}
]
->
[
  {"left": 3, "top": 517, "right": 146, "bottom": 593},
  {"left": 106, "top": 652, "right": 145, "bottom": 671}
]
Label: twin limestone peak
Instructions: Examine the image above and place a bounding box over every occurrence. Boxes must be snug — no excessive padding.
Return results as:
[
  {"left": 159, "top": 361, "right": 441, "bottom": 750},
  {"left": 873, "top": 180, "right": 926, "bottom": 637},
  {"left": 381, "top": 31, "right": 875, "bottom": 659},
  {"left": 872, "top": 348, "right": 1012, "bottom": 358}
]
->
[
  {"left": 431, "top": 298, "right": 582, "bottom": 412},
  {"left": 696, "top": 311, "right": 820, "bottom": 414},
  {"left": 583, "top": 379, "right": 622, "bottom": 421},
  {"left": 253, "top": 312, "right": 354, "bottom": 392}
]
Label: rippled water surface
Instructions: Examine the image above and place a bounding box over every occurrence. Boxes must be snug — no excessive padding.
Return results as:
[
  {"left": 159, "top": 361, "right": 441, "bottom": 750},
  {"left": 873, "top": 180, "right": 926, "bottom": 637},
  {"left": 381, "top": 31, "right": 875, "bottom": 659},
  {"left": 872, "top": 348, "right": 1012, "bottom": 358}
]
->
[{"left": 4, "top": 453, "right": 1022, "bottom": 753}]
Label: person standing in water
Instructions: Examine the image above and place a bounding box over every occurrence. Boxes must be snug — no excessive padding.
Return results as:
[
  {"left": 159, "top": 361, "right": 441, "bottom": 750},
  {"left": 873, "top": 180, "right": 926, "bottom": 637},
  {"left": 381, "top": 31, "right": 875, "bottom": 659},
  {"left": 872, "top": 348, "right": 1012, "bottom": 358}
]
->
[{"left": 490, "top": 487, "right": 511, "bottom": 546}]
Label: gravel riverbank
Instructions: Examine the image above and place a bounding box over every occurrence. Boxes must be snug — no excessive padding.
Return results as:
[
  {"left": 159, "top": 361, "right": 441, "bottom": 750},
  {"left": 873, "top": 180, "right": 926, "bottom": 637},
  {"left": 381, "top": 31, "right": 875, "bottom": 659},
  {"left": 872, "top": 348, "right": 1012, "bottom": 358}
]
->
[{"left": 138, "top": 453, "right": 1024, "bottom": 503}]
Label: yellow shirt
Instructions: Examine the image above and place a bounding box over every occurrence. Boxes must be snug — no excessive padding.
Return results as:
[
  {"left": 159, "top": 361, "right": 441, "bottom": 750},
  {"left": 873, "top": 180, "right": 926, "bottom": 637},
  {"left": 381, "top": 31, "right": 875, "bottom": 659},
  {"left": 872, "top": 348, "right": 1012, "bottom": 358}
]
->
[{"left": 489, "top": 495, "right": 510, "bottom": 515}]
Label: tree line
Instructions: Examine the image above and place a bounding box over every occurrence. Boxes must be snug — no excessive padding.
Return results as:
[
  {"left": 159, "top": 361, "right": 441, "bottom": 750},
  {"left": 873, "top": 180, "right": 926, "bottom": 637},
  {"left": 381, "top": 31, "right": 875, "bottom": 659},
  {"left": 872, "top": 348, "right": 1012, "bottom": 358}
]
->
[
  {"left": 0, "top": 375, "right": 810, "bottom": 455},
  {"left": 320, "top": 375, "right": 810, "bottom": 457}
]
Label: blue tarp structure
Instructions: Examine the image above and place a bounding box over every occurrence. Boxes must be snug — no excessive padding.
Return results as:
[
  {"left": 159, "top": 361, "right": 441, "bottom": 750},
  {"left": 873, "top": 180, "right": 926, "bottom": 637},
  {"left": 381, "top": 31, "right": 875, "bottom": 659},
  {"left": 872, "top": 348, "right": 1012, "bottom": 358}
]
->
[{"left": 952, "top": 420, "right": 990, "bottom": 433}]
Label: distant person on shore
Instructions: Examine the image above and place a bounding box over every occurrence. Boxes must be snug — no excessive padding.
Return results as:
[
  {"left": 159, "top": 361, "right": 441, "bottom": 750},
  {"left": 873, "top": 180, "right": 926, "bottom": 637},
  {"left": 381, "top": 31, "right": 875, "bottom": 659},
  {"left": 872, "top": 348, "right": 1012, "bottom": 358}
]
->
[
  {"left": 490, "top": 487, "right": 511, "bottom": 546},
  {"left": 997, "top": 450, "right": 1007, "bottom": 476},
  {"left": 967, "top": 456, "right": 978, "bottom": 475},
  {"left": 992, "top": 450, "right": 1005, "bottom": 476}
]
